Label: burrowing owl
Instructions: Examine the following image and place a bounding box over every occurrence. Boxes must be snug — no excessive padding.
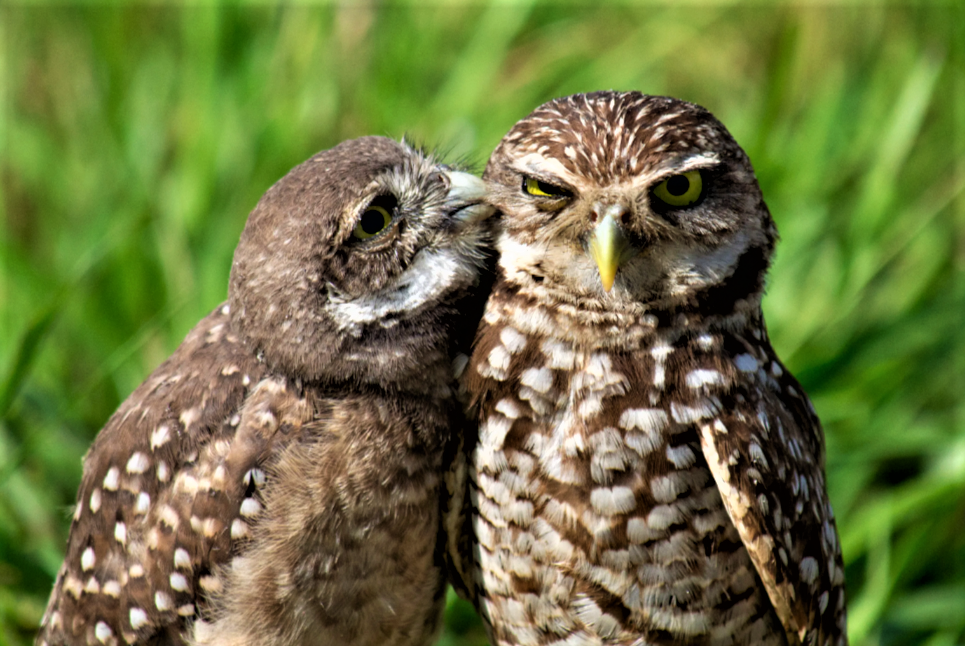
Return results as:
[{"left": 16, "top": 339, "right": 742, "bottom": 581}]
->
[
  {"left": 450, "top": 92, "right": 846, "bottom": 645},
  {"left": 38, "top": 136, "right": 494, "bottom": 646}
]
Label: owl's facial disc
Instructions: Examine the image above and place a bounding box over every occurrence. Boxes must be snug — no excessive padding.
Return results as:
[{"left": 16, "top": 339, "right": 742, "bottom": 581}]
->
[
  {"left": 326, "top": 168, "right": 493, "bottom": 332},
  {"left": 491, "top": 136, "right": 763, "bottom": 306}
]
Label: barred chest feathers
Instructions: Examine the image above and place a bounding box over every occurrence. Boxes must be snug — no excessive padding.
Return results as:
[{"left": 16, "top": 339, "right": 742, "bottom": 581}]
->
[
  {"left": 458, "top": 91, "right": 846, "bottom": 646},
  {"left": 464, "top": 284, "right": 842, "bottom": 645}
]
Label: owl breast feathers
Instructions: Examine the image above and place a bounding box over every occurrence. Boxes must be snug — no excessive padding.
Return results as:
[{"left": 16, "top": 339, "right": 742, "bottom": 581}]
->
[
  {"left": 449, "top": 92, "right": 847, "bottom": 646},
  {"left": 38, "top": 136, "right": 494, "bottom": 646}
]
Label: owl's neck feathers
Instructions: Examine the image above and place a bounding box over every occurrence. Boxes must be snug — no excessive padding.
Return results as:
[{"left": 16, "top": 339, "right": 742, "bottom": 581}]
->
[{"left": 229, "top": 307, "right": 461, "bottom": 398}]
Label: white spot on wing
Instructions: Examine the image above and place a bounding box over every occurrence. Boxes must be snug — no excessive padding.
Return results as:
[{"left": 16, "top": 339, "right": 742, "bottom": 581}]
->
[
  {"left": 170, "top": 572, "right": 189, "bottom": 592},
  {"left": 114, "top": 522, "right": 126, "bottom": 545},
  {"left": 172, "top": 549, "right": 191, "bottom": 572},
  {"left": 130, "top": 607, "right": 149, "bottom": 629},
  {"left": 240, "top": 498, "right": 262, "bottom": 517},
  {"left": 735, "top": 353, "right": 759, "bottom": 373},
  {"left": 95, "top": 621, "right": 113, "bottom": 643},
  {"left": 650, "top": 472, "right": 693, "bottom": 503},
  {"left": 231, "top": 518, "right": 250, "bottom": 540},
  {"left": 243, "top": 469, "right": 266, "bottom": 488},
  {"left": 159, "top": 505, "right": 180, "bottom": 529},
  {"left": 64, "top": 576, "right": 83, "bottom": 599},
  {"left": 155, "top": 591, "right": 172, "bottom": 611},
  {"left": 103, "top": 467, "right": 120, "bottom": 491},
  {"left": 179, "top": 406, "right": 201, "bottom": 430},
  {"left": 620, "top": 408, "right": 668, "bottom": 457},
  {"left": 150, "top": 425, "right": 171, "bottom": 450},
  {"left": 818, "top": 590, "right": 830, "bottom": 613},
  {"left": 800, "top": 556, "right": 819, "bottom": 584},
  {"left": 126, "top": 452, "right": 150, "bottom": 474}
]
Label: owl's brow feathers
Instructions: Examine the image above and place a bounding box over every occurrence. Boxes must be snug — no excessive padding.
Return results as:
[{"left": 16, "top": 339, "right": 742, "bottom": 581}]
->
[{"left": 501, "top": 93, "right": 738, "bottom": 185}]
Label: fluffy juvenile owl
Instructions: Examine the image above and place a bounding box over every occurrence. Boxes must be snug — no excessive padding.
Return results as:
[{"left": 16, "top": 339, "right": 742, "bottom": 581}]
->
[
  {"left": 450, "top": 92, "right": 846, "bottom": 645},
  {"left": 38, "top": 136, "right": 494, "bottom": 646}
]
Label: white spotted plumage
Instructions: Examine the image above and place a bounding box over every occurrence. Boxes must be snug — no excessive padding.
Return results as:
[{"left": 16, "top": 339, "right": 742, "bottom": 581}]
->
[
  {"left": 39, "top": 137, "right": 493, "bottom": 646},
  {"left": 450, "top": 92, "right": 846, "bottom": 646}
]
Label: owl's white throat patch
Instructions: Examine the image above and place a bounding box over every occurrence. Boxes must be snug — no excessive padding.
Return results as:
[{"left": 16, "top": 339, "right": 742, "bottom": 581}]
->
[
  {"left": 326, "top": 247, "right": 475, "bottom": 334},
  {"left": 664, "top": 231, "right": 750, "bottom": 297},
  {"left": 499, "top": 233, "right": 629, "bottom": 300}
]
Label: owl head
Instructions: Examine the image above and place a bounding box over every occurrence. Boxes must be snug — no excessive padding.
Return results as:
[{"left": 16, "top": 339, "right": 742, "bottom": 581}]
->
[
  {"left": 484, "top": 91, "right": 776, "bottom": 321},
  {"left": 229, "top": 136, "right": 493, "bottom": 389}
]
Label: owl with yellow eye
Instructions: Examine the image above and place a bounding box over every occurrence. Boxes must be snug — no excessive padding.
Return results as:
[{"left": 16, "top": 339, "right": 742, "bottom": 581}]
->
[
  {"left": 38, "top": 136, "right": 494, "bottom": 646},
  {"left": 449, "top": 92, "right": 847, "bottom": 646}
]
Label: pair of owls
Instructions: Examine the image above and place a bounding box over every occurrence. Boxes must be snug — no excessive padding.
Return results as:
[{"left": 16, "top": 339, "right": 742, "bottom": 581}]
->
[{"left": 38, "top": 92, "right": 847, "bottom": 646}]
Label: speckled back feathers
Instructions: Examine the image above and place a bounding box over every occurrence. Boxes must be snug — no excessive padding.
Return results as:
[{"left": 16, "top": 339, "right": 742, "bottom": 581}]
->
[{"left": 39, "top": 137, "right": 493, "bottom": 646}]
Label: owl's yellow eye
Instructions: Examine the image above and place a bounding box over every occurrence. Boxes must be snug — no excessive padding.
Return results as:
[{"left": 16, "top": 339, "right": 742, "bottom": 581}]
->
[
  {"left": 352, "top": 204, "right": 393, "bottom": 240},
  {"left": 523, "top": 177, "right": 570, "bottom": 198},
  {"left": 651, "top": 170, "right": 703, "bottom": 207}
]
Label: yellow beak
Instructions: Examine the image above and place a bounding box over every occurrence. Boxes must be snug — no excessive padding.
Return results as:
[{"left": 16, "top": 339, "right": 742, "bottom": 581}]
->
[{"left": 588, "top": 213, "right": 631, "bottom": 292}]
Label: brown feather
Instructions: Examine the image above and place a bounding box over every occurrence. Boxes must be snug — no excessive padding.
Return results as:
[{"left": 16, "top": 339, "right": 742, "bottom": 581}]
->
[
  {"left": 456, "top": 92, "right": 846, "bottom": 646},
  {"left": 39, "top": 137, "right": 494, "bottom": 646}
]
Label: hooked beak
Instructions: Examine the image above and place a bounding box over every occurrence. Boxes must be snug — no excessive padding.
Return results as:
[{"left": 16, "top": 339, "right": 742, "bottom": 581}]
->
[
  {"left": 443, "top": 170, "right": 495, "bottom": 226},
  {"left": 587, "top": 211, "right": 632, "bottom": 292}
]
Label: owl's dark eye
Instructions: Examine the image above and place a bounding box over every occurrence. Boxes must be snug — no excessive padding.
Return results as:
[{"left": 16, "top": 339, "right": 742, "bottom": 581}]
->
[
  {"left": 352, "top": 195, "right": 398, "bottom": 240},
  {"left": 651, "top": 170, "right": 703, "bottom": 207},
  {"left": 523, "top": 177, "right": 571, "bottom": 198}
]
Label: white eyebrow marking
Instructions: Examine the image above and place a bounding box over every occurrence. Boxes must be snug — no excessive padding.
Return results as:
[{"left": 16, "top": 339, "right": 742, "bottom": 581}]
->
[
  {"left": 667, "top": 151, "right": 721, "bottom": 173},
  {"left": 515, "top": 153, "right": 581, "bottom": 185},
  {"left": 622, "top": 152, "right": 723, "bottom": 191}
]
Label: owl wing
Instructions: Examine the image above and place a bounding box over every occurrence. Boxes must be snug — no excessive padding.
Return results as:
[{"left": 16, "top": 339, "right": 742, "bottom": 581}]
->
[
  {"left": 697, "top": 355, "right": 847, "bottom": 646},
  {"left": 39, "top": 303, "right": 311, "bottom": 646}
]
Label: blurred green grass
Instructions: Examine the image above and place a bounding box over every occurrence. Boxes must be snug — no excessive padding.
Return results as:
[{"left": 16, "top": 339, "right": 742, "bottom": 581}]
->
[{"left": 2, "top": 3, "right": 963, "bottom": 646}]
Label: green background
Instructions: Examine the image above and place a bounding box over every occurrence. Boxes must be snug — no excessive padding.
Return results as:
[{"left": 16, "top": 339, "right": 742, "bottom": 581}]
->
[{"left": 2, "top": 2, "right": 963, "bottom": 645}]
